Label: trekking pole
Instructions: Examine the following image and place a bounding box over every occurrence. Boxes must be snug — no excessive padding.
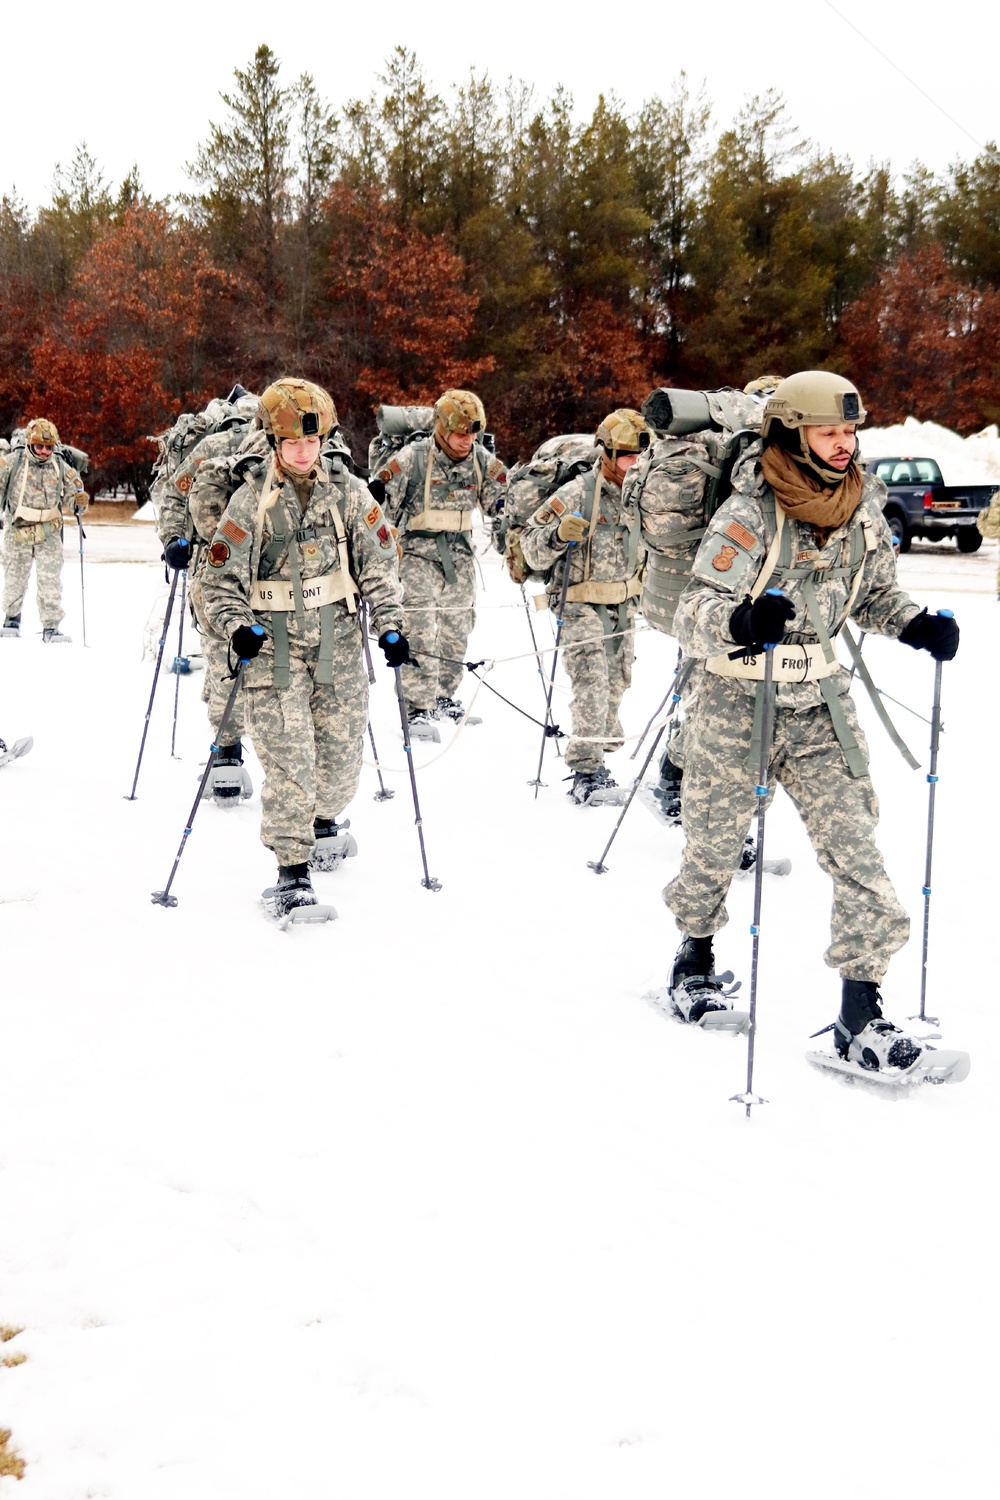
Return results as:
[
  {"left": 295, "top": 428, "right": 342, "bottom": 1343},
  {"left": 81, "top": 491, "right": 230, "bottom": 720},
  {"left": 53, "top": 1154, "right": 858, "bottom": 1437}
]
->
[
  {"left": 169, "top": 569, "right": 187, "bottom": 759},
  {"left": 588, "top": 665, "right": 684, "bottom": 874},
  {"left": 74, "top": 506, "right": 88, "bottom": 647},
  {"left": 529, "top": 527, "right": 578, "bottom": 797},
  {"left": 151, "top": 645, "right": 257, "bottom": 908},
  {"left": 909, "top": 620, "right": 952, "bottom": 1026},
  {"left": 386, "top": 639, "right": 441, "bottom": 891},
  {"left": 126, "top": 570, "right": 179, "bottom": 800},
  {"left": 730, "top": 591, "right": 783, "bottom": 1119},
  {"left": 359, "top": 607, "right": 394, "bottom": 802}
]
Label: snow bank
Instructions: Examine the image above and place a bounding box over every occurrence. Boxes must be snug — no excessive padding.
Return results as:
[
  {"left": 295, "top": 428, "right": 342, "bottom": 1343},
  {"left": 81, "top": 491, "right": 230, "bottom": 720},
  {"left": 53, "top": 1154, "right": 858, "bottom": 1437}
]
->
[{"left": 862, "top": 415, "right": 1000, "bottom": 485}]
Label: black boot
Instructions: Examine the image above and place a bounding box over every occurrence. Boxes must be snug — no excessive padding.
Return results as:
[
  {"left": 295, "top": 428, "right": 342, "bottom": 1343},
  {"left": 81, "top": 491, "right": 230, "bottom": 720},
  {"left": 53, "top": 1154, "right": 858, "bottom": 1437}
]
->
[
  {"left": 263, "top": 862, "right": 318, "bottom": 918},
  {"left": 652, "top": 750, "right": 683, "bottom": 823},
  {"left": 310, "top": 817, "right": 358, "bottom": 871},
  {"left": 669, "top": 935, "right": 733, "bottom": 1024},
  {"left": 210, "top": 743, "right": 244, "bottom": 802},
  {"left": 834, "top": 979, "right": 922, "bottom": 1071}
]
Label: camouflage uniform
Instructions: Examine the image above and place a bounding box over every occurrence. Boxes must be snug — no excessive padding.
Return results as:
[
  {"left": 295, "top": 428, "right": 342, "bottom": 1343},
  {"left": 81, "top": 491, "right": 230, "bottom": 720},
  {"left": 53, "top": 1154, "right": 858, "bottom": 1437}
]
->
[
  {"left": 976, "top": 488, "right": 1000, "bottom": 597},
  {"left": 665, "top": 463, "right": 922, "bottom": 981},
  {"left": 0, "top": 448, "right": 85, "bottom": 628},
  {"left": 378, "top": 438, "right": 507, "bottom": 712},
  {"left": 199, "top": 454, "right": 403, "bottom": 866},
  {"left": 519, "top": 460, "right": 645, "bottom": 772},
  {"left": 157, "top": 423, "right": 265, "bottom": 740}
]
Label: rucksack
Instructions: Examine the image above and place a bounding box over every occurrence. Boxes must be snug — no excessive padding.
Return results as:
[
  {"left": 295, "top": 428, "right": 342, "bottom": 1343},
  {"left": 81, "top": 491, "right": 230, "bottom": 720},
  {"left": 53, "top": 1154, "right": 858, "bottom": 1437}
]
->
[
  {"left": 976, "top": 488, "right": 1000, "bottom": 540},
  {"left": 626, "top": 388, "right": 764, "bottom": 635},
  {"left": 367, "top": 404, "right": 437, "bottom": 477},
  {"left": 151, "top": 398, "right": 244, "bottom": 497},
  {"left": 498, "top": 434, "right": 597, "bottom": 584}
]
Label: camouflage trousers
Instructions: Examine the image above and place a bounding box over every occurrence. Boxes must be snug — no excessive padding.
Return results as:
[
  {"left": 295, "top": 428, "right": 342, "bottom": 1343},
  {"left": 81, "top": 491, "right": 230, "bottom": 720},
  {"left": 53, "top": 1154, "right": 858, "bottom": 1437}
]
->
[
  {"left": 2, "top": 524, "right": 65, "bottom": 627},
  {"left": 664, "top": 674, "right": 910, "bottom": 981},
  {"left": 558, "top": 599, "right": 636, "bottom": 771},
  {"left": 190, "top": 578, "right": 246, "bottom": 741},
  {"left": 399, "top": 542, "right": 475, "bottom": 711},
  {"left": 244, "top": 648, "right": 369, "bottom": 867}
]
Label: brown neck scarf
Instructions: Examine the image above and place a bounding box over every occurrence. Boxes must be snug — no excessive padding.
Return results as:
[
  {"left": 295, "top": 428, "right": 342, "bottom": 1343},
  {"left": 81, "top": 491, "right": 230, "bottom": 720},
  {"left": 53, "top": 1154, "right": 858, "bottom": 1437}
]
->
[{"left": 760, "top": 444, "right": 864, "bottom": 537}]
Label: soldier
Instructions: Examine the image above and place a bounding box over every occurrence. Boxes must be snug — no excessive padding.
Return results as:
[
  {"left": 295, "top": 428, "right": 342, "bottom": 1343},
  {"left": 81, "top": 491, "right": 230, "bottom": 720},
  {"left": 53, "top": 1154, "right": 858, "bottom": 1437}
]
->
[
  {"left": 372, "top": 389, "right": 507, "bottom": 740},
  {"left": 1, "top": 418, "right": 86, "bottom": 641},
  {"left": 157, "top": 393, "right": 266, "bottom": 803},
  {"left": 975, "top": 485, "right": 1000, "bottom": 599},
  {"left": 519, "top": 409, "right": 649, "bottom": 805},
  {"left": 198, "top": 378, "right": 406, "bottom": 918},
  {"left": 663, "top": 370, "right": 960, "bottom": 1074}
]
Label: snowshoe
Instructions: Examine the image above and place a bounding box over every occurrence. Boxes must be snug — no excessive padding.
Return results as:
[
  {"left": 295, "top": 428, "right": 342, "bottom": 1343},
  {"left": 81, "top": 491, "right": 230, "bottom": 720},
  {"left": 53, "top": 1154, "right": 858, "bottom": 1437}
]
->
[
  {"left": 807, "top": 1038, "right": 970, "bottom": 1088},
  {"left": 201, "top": 745, "right": 253, "bottom": 804},
  {"left": 638, "top": 771, "right": 682, "bottom": 825},
  {"left": 0, "top": 735, "right": 33, "bottom": 770},
  {"left": 735, "top": 835, "right": 792, "bottom": 879},
  {"left": 406, "top": 709, "right": 441, "bottom": 744},
  {"left": 261, "top": 865, "right": 336, "bottom": 928},
  {"left": 567, "top": 767, "right": 627, "bottom": 807},
  {"left": 167, "top": 654, "right": 204, "bottom": 675},
  {"left": 666, "top": 935, "right": 747, "bottom": 1033},
  {"left": 1, "top": 615, "right": 21, "bottom": 638},
  {"left": 41, "top": 626, "right": 71, "bottom": 643},
  {"left": 805, "top": 976, "right": 967, "bottom": 1086},
  {"left": 310, "top": 817, "right": 358, "bottom": 872},
  {"left": 436, "top": 695, "right": 482, "bottom": 726}
]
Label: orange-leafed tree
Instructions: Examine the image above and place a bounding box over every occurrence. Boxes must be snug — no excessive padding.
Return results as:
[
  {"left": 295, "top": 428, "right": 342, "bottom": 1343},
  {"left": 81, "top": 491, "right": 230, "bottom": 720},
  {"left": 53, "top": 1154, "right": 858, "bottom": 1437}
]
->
[
  {"left": 316, "top": 186, "right": 493, "bottom": 450},
  {"left": 27, "top": 205, "right": 242, "bottom": 499},
  {"left": 839, "top": 243, "right": 1000, "bottom": 431}
]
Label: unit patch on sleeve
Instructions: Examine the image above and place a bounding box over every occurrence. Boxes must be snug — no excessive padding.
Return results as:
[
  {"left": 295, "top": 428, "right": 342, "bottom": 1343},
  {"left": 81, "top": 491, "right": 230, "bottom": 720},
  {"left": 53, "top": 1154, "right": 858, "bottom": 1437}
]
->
[
  {"left": 376, "top": 524, "right": 391, "bottom": 547},
  {"left": 365, "top": 503, "right": 382, "bottom": 528},
  {"left": 176, "top": 473, "right": 193, "bottom": 495},
  {"left": 549, "top": 496, "right": 567, "bottom": 517},
  {"left": 487, "top": 458, "right": 506, "bottom": 481},
  {"left": 208, "top": 540, "right": 230, "bottom": 567},
  {"left": 378, "top": 458, "right": 402, "bottom": 483},
  {"left": 711, "top": 544, "right": 739, "bottom": 572},
  {"left": 220, "top": 517, "right": 249, "bottom": 547}
]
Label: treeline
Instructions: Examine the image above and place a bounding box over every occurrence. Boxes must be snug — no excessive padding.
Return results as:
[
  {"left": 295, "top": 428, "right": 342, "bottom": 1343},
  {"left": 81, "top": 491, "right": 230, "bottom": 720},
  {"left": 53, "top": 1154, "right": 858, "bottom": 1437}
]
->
[{"left": 2, "top": 43, "right": 1000, "bottom": 497}]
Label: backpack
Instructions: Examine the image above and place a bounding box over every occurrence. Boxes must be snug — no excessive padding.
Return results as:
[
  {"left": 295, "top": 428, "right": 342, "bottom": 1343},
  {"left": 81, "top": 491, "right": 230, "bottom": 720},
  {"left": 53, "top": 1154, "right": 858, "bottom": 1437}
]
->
[
  {"left": 626, "top": 388, "right": 765, "bottom": 635},
  {"left": 976, "top": 488, "right": 1000, "bottom": 540},
  {"left": 367, "top": 404, "right": 437, "bottom": 477},
  {"left": 151, "top": 398, "right": 244, "bottom": 496},
  {"left": 498, "top": 434, "right": 598, "bottom": 584}
]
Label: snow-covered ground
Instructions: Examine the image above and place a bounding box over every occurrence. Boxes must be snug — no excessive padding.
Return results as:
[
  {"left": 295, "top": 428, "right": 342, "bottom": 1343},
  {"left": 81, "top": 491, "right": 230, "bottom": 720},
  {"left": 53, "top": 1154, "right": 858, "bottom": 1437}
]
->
[
  {"left": 863, "top": 417, "right": 1000, "bottom": 485},
  {"left": 1, "top": 514, "right": 998, "bottom": 1499}
]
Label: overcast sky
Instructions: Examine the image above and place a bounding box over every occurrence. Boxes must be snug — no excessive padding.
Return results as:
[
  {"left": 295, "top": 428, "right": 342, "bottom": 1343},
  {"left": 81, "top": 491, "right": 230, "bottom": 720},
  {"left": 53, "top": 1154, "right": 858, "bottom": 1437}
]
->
[{"left": 3, "top": 0, "right": 996, "bottom": 213}]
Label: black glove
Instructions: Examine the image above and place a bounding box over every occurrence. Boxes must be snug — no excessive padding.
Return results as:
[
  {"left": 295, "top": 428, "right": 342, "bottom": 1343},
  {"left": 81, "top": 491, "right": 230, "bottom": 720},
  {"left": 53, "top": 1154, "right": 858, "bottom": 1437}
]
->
[
  {"left": 898, "top": 608, "right": 959, "bottom": 662},
  {"left": 379, "top": 630, "right": 413, "bottom": 668},
  {"left": 367, "top": 477, "right": 386, "bottom": 505},
  {"left": 729, "top": 591, "right": 796, "bottom": 649},
  {"left": 231, "top": 624, "right": 266, "bottom": 661},
  {"left": 163, "top": 537, "right": 191, "bottom": 571}
]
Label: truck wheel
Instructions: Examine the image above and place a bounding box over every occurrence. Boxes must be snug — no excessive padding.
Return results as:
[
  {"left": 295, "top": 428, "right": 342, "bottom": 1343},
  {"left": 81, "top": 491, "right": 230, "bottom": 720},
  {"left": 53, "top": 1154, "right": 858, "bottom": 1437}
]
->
[
  {"left": 957, "top": 528, "right": 983, "bottom": 554},
  {"left": 885, "top": 510, "right": 911, "bottom": 553}
]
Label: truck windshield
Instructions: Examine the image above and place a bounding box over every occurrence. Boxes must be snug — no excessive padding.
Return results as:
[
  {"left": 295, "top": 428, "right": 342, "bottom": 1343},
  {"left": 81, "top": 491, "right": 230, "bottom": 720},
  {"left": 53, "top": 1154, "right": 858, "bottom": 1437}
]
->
[{"left": 875, "top": 459, "right": 943, "bottom": 484}]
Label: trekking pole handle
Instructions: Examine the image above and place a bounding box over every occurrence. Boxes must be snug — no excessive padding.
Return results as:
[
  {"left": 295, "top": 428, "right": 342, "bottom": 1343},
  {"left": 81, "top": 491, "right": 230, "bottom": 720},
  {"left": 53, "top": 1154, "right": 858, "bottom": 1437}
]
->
[
  {"left": 763, "top": 587, "right": 784, "bottom": 650},
  {"left": 385, "top": 631, "right": 399, "bottom": 642},
  {"left": 938, "top": 609, "right": 954, "bottom": 619},
  {"left": 238, "top": 624, "right": 265, "bottom": 663}
]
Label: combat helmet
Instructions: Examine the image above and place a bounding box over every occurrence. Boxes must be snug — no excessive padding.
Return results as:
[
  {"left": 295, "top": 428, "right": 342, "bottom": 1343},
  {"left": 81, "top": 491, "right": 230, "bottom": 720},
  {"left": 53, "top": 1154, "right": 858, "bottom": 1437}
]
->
[
  {"left": 761, "top": 371, "right": 866, "bottom": 442},
  {"left": 743, "top": 374, "right": 784, "bottom": 398},
  {"left": 25, "top": 417, "right": 60, "bottom": 450},
  {"left": 434, "top": 389, "right": 485, "bottom": 435},
  {"left": 596, "top": 408, "right": 650, "bottom": 460},
  {"left": 259, "top": 379, "right": 337, "bottom": 447}
]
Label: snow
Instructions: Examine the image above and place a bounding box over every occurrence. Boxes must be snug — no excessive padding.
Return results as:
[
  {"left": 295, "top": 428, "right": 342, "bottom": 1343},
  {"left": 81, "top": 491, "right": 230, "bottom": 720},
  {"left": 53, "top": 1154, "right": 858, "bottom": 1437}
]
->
[{"left": 1, "top": 516, "right": 998, "bottom": 1500}]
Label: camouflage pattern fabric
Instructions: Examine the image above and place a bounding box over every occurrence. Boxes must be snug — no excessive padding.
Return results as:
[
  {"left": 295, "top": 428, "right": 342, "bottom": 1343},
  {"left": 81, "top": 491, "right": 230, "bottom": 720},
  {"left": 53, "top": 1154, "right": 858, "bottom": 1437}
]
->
[
  {"left": 199, "top": 454, "right": 403, "bottom": 863},
  {"left": 663, "top": 674, "right": 910, "bottom": 979},
  {"left": 664, "top": 460, "right": 923, "bottom": 980},
  {"left": 518, "top": 461, "right": 643, "bottom": 593},
  {"left": 188, "top": 578, "right": 246, "bottom": 740},
  {"left": 520, "top": 462, "right": 642, "bottom": 771},
  {"left": 380, "top": 435, "right": 507, "bottom": 713},
  {"left": 977, "top": 489, "right": 1000, "bottom": 594},
  {"left": 156, "top": 423, "right": 253, "bottom": 547},
  {"left": 559, "top": 600, "right": 636, "bottom": 770},
  {"left": 398, "top": 547, "right": 476, "bottom": 710},
  {"left": 188, "top": 430, "right": 271, "bottom": 544},
  {"left": 0, "top": 451, "right": 84, "bottom": 626}
]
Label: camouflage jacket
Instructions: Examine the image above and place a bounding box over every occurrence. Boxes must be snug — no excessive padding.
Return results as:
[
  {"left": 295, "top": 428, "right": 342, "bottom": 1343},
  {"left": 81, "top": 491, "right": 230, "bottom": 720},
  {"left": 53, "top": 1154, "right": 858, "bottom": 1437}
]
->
[
  {"left": 199, "top": 455, "right": 403, "bottom": 686},
  {"left": 674, "top": 464, "right": 922, "bottom": 709},
  {"left": 156, "top": 421, "right": 255, "bottom": 546},
  {"left": 187, "top": 430, "right": 270, "bottom": 545},
  {"left": 378, "top": 436, "right": 508, "bottom": 539},
  {"left": 519, "top": 461, "right": 645, "bottom": 595},
  {"left": 0, "top": 449, "right": 85, "bottom": 525}
]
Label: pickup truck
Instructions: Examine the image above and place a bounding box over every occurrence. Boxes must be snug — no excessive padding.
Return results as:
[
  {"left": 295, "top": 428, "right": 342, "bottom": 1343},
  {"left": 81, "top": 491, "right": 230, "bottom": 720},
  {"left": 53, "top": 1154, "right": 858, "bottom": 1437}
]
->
[{"left": 869, "top": 456, "right": 997, "bottom": 553}]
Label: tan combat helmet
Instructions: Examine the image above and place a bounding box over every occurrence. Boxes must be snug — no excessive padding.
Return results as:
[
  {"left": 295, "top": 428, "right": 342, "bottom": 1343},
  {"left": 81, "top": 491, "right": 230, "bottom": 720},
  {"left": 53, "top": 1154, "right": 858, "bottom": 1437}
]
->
[
  {"left": 259, "top": 379, "right": 337, "bottom": 446},
  {"left": 743, "top": 374, "right": 784, "bottom": 397},
  {"left": 25, "top": 417, "right": 60, "bottom": 449},
  {"left": 761, "top": 371, "right": 866, "bottom": 442},
  {"left": 434, "top": 389, "right": 485, "bottom": 436},
  {"left": 596, "top": 408, "right": 650, "bottom": 461}
]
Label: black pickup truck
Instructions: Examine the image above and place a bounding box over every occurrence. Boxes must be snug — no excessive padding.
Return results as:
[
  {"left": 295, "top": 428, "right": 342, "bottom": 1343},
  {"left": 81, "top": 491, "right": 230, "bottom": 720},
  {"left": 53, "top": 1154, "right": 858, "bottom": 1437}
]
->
[{"left": 870, "top": 456, "right": 997, "bottom": 553}]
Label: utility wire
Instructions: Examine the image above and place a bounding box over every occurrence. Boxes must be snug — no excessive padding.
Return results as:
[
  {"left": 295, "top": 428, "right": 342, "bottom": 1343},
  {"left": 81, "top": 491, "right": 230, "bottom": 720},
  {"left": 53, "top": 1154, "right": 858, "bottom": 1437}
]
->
[{"left": 822, "top": 0, "right": 985, "bottom": 155}]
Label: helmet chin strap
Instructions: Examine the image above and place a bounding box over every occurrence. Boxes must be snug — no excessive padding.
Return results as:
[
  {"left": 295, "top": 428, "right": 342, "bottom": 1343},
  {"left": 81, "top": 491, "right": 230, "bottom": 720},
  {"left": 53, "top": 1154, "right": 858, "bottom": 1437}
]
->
[{"left": 795, "top": 429, "right": 857, "bottom": 485}]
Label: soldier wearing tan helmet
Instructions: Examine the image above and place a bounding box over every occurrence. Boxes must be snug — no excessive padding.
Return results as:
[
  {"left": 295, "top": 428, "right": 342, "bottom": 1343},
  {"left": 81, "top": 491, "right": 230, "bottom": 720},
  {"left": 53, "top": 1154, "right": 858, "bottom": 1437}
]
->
[
  {"left": 519, "top": 408, "right": 649, "bottom": 804},
  {"left": 198, "top": 378, "right": 405, "bottom": 920},
  {"left": 372, "top": 388, "right": 508, "bottom": 740},
  {"left": 1, "top": 417, "right": 86, "bottom": 641},
  {"left": 660, "top": 370, "right": 963, "bottom": 1077}
]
